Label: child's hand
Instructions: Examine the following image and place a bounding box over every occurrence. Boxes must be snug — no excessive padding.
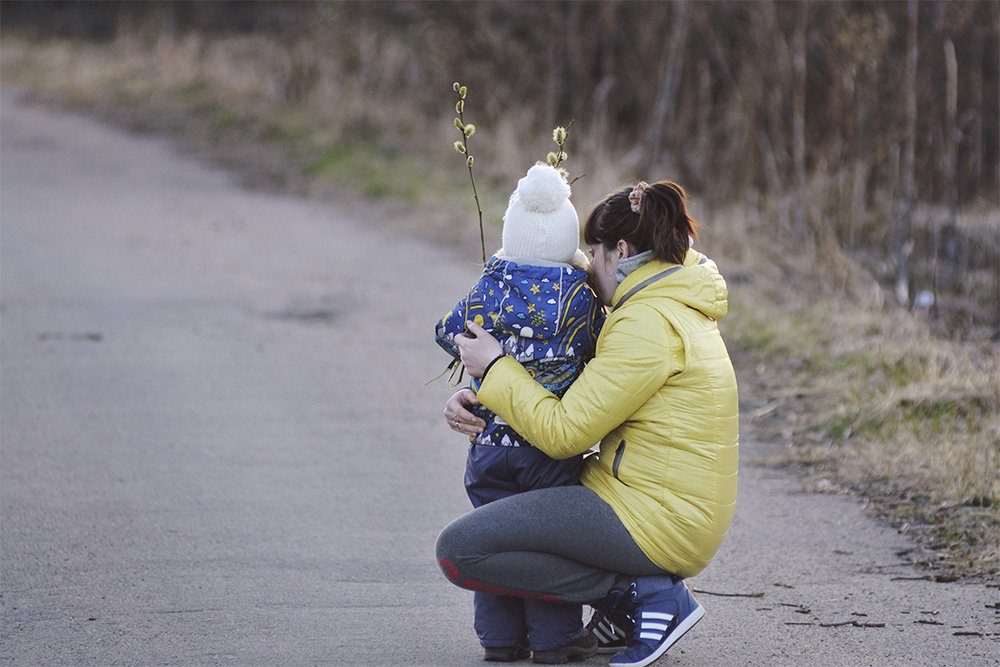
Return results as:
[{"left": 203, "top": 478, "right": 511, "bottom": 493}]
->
[
  {"left": 444, "top": 388, "right": 486, "bottom": 436},
  {"left": 455, "top": 321, "right": 504, "bottom": 379}
]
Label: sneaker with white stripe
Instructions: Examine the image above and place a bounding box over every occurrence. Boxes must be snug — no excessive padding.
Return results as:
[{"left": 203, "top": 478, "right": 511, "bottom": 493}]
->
[
  {"left": 608, "top": 577, "right": 704, "bottom": 667},
  {"left": 586, "top": 584, "right": 634, "bottom": 654},
  {"left": 586, "top": 608, "right": 631, "bottom": 654}
]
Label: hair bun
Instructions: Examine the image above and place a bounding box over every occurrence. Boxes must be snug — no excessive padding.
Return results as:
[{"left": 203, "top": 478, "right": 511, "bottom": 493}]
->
[{"left": 514, "top": 164, "right": 570, "bottom": 213}]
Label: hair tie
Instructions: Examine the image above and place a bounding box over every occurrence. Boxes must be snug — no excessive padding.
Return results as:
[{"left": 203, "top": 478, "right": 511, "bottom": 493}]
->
[{"left": 628, "top": 181, "right": 649, "bottom": 213}]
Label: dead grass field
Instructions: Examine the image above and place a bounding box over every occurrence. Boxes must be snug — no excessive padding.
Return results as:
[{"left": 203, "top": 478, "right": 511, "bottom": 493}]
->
[{"left": 2, "top": 33, "right": 996, "bottom": 579}]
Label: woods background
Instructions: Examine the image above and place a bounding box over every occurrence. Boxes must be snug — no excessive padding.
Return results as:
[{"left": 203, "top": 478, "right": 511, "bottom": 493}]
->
[{"left": 5, "top": 0, "right": 999, "bottom": 337}]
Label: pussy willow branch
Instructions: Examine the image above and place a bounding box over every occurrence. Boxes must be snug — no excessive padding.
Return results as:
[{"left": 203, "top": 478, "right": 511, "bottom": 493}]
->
[
  {"left": 456, "top": 102, "right": 486, "bottom": 265},
  {"left": 466, "top": 159, "right": 486, "bottom": 265},
  {"left": 551, "top": 121, "right": 584, "bottom": 186},
  {"left": 553, "top": 119, "right": 573, "bottom": 169}
]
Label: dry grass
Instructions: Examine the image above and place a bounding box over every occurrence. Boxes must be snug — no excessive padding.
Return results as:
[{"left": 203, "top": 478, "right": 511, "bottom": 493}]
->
[
  {"left": 2, "top": 33, "right": 997, "bottom": 579},
  {"left": 717, "top": 228, "right": 1000, "bottom": 576}
]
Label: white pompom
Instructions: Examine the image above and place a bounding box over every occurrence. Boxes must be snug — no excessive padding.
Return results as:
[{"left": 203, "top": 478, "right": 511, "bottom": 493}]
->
[{"left": 515, "top": 165, "right": 570, "bottom": 213}]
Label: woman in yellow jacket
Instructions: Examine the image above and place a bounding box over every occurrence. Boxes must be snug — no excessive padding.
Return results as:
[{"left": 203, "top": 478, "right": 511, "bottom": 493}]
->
[{"left": 437, "top": 181, "right": 738, "bottom": 667}]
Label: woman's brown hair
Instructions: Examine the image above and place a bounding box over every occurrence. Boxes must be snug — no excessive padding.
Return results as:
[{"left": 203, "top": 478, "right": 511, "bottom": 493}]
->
[{"left": 583, "top": 181, "right": 698, "bottom": 264}]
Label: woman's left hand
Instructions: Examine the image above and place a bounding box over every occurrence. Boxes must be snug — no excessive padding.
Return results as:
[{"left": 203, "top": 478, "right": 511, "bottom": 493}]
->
[
  {"left": 456, "top": 321, "right": 503, "bottom": 378},
  {"left": 443, "top": 387, "right": 486, "bottom": 436}
]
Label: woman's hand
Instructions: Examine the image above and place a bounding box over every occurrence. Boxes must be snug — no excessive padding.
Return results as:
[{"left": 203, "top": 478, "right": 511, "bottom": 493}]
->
[
  {"left": 443, "top": 387, "right": 486, "bottom": 437},
  {"left": 456, "top": 321, "right": 503, "bottom": 379}
]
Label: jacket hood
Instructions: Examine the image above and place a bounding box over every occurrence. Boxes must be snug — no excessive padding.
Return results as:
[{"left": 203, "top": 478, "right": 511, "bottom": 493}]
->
[
  {"left": 611, "top": 249, "right": 728, "bottom": 320},
  {"left": 484, "top": 257, "right": 593, "bottom": 340}
]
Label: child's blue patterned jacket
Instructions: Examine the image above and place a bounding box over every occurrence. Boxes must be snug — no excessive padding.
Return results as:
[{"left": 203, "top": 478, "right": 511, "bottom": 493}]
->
[{"left": 435, "top": 254, "right": 604, "bottom": 448}]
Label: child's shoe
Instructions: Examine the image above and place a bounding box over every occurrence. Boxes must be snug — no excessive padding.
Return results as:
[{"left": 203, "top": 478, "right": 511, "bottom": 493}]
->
[
  {"left": 530, "top": 630, "right": 598, "bottom": 664},
  {"left": 585, "top": 588, "right": 633, "bottom": 654},
  {"left": 484, "top": 641, "right": 530, "bottom": 662},
  {"left": 608, "top": 577, "right": 704, "bottom": 667}
]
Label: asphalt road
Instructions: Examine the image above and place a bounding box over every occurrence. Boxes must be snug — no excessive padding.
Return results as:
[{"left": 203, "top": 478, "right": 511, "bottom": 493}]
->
[{"left": 1, "top": 90, "right": 997, "bottom": 666}]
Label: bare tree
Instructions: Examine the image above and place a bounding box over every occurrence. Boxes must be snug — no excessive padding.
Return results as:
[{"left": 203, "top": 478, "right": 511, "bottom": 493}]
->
[
  {"left": 645, "top": 1, "right": 689, "bottom": 168},
  {"left": 893, "top": 0, "right": 918, "bottom": 308},
  {"left": 933, "top": 38, "right": 960, "bottom": 319},
  {"left": 791, "top": 1, "right": 808, "bottom": 241}
]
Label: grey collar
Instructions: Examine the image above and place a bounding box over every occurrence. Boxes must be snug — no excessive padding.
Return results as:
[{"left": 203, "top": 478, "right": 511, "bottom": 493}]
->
[{"left": 615, "top": 250, "right": 655, "bottom": 286}]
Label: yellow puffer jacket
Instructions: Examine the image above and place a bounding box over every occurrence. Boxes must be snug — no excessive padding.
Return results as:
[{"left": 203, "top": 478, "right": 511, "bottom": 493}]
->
[{"left": 477, "top": 249, "right": 739, "bottom": 577}]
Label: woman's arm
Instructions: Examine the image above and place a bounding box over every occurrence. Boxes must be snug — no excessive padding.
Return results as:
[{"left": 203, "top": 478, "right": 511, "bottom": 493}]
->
[
  {"left": 455, "top": 321, "right": 504, "bottom": 377},
  {"left": 474, "top": 306, "right": 676, "bottom": 459}
]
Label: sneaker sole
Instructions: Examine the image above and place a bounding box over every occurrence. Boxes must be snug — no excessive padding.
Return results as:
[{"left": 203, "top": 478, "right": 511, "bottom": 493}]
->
[
  {"left": 485, "top": 649, "right": 531, "bottom": 662},
  {"left": 531, "top": 645, "right": 598, "bottom": 664},
  {"left": 612, "top": 602, "right": 705, "bottom": 667}
]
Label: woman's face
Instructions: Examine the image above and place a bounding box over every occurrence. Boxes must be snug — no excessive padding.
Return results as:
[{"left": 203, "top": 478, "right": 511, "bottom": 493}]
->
[{"left": 588, "top": 242, "right": 622, "bottom": 306}]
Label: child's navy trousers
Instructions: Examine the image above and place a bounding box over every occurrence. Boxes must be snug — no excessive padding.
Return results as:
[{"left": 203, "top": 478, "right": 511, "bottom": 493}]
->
[{"left": 464, "top": 443, "right": 586, "bottom": 651}]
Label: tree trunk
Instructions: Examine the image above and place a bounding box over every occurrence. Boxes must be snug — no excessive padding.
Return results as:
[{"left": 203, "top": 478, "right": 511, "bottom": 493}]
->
[
  {"left": 933, "top": 39, "right": 960, "bottom": 319},
  {"left": 645, "top": 1, "right": 688, "bottom": 167},
  {"left": 791, "top": 1, "right": 808, "bottom": 240},
  {"left": 893, "top": 0, "right": 918, "bottom": 308}
]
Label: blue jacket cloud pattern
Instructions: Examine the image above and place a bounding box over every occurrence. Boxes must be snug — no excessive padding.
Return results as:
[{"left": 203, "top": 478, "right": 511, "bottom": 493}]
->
[{"left": 436, "top": 255, "right": 604, "bottom": 447}]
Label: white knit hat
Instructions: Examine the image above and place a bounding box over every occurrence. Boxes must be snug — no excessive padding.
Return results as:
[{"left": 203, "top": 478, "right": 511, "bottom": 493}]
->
[{"left": 500, "top": 164, "right": 580, "bottom": 264}]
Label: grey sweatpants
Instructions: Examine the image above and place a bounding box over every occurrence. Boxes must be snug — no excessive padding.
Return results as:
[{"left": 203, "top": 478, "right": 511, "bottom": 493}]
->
[{"left": 435, "top": 485, "right": 671, "bottom": 603}]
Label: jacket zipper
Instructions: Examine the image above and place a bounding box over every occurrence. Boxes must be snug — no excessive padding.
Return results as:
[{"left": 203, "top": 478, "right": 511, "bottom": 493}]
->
[{"left": 612, "top": 439, "right": 626, "bottom": 480}]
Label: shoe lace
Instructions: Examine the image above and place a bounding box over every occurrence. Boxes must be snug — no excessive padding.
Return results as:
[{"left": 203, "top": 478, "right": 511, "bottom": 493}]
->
[
  {"left": 587, "top": 586, "right": 638, "bottom": 638},
  {"left": 595, "top": 587, "right": 630, "bottom": 613}
]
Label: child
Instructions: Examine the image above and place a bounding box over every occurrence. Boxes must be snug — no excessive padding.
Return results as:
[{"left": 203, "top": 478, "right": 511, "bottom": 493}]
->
[{"left": 435, "top": 164, "right": 604, "bottom": 663}]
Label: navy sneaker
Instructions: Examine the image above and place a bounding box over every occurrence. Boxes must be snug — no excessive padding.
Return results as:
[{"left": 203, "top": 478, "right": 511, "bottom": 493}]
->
[
  {"left": 608, "top": 577, "right": 704, "bottom": 667},
  {"left": 585, "top": 588, "right": 633, "bottom": 654}
]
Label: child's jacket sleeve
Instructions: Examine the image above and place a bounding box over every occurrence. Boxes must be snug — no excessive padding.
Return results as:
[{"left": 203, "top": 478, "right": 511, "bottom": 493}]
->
[{"left": 434, "top": 272, "right": 493, "bottom": 360}]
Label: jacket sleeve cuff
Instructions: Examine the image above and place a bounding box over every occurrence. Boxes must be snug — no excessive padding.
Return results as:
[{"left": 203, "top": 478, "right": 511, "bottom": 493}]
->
[{"left": 481, "top": 354, "right": 507, "bottom": 381}]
